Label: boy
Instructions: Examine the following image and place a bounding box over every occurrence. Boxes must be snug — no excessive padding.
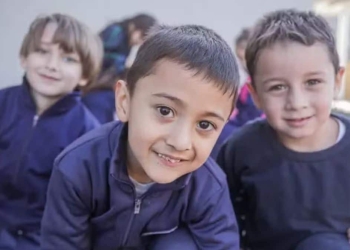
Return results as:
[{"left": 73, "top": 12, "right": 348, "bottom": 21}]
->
[
  {"left": 41, "top": 25, "right": 240, "bottom": 249},
  {"left": 217, "top": 9, "right": 350, "bottom": 250},
  {"left": 0, "top": 14, "right": 102, "bottom": 249}
]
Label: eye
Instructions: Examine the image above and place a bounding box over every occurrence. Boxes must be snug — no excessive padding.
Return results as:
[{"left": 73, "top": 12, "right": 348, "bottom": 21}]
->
[
  {"left": 306, "top": 79, "right": 321, "bottom": 86},
  {"left": 62, "top": 56, "right": 78, "bottom": 63},
  {"left": 269, "top": 84, "right": 286, "bottom": 92},
  {"left": 36, "top": 48, "right": 48, "bottom": 54},
  {"left": 197, "top": 121, "right": 215, "bottom": 131},
  {"left": 157, "top": 106, "right": 174, "bottom": 118}
]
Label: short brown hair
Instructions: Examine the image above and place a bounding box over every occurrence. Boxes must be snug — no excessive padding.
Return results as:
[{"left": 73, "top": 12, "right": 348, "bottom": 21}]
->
[
  {"left": 20, "top": 13, "right": 103, "bottom": 85},
  {"left": 127, "top": 25, "right": 239, "bottom": 100},
  {"left": 246, "top": 9, "right": 339, "bottom": 83}
]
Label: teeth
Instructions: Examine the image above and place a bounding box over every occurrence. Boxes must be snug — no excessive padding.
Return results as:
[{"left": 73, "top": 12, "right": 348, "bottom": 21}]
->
[{"left": 157, "top": 153, "right": 181, "bottom": 163}]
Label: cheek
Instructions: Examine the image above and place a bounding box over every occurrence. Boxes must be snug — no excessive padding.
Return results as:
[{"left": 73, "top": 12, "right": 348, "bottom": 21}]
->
[
  {"left": 193, "top": 136, "right": 218, "bottom": 162},
  {"left": 260, "top": 94, "right": 283, "bottom": 113},
  {"left": 62, "top": 64, "right": 83, "bottom": 80}
]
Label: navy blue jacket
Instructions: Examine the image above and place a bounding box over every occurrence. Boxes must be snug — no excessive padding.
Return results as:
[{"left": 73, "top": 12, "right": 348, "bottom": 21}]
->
[
  {"left": 217, "top": 115, "right": 350, "bottom": 250},
  {"left": 41, "top": 121, "right": 239, "bottom": 250},
  {"left": 0, "top": 79, "right": 100, "bottom": 237},
  {"left": 82, "top": 89, "right": 116, "bottom": 124}
]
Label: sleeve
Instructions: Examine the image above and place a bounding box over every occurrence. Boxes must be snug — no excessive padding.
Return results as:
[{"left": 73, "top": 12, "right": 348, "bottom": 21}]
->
[
  {"left": 216, "top": 142, "right": 248, "bottom": 248},
  {"left": 187, "top": 183, "right": 240, "bottom": 250},
  {"left": 41, "top": 167, "right": 91, "bottom": 250}
]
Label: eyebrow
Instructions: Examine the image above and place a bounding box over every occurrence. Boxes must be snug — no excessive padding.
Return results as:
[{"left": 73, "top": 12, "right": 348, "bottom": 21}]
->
[
  {"left": 305, "top": 71, "right": 326, "bottom": 77},
  {"left": 152, "top": 92, "right": 226, "bottom": 122},
  {"left": 262, "top": 77, "right": 285, "bottom": 85}
]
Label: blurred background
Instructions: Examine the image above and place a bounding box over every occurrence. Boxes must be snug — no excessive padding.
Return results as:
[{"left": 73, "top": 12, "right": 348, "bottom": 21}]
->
[{"left": 1, "top": 0, "right": 350, "bottom": 105}]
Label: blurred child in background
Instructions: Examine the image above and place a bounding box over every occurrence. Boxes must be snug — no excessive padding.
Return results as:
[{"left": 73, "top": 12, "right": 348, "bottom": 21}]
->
[{"left": 82, "top": 14, "right": 157, "bottom": 124}]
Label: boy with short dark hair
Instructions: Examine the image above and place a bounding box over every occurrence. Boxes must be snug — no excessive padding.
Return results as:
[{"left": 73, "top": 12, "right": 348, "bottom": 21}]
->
[
  {"left": 41, "top": 25, "right": 240, "bottom": 249},
  {"left": 217, "top": 9, "right": 350, "bottom": 250},
  {"left": 0, "top": 13, "right": 102, "bottom": 249}
]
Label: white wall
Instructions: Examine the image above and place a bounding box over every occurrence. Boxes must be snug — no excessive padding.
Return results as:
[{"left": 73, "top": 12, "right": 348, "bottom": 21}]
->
[{"left": 0, "top": 0, "right": 312, "bottom": 88}]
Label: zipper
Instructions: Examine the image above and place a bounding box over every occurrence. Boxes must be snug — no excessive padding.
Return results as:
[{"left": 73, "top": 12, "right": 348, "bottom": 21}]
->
[
  {"left": 13, "top": 115, "right": 39, "bottom": 182},
  {"left": 32, "top": 115, "right": 39, "bottom": 127},
  {"left": 121, "top": 198, "right": 143, "bottom": 245},
  {"left": 134, "top": 199, "right": 142, "bottom": 214}
]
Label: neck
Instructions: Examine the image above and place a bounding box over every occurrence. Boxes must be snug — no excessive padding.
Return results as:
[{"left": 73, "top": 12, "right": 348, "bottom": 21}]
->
[
  {"left": 278, "top": 117, "right": 339, "bottom": 152},
  {"left": 126, "top": 143, "right": 153, "bottom": 184}
]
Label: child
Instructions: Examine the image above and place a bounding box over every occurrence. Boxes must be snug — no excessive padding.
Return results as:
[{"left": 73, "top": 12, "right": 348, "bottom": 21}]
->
[
  {"left": 82, "top": 14, "right": 157, "bottom": 124},
  {"left": 217, "top": 9, "right": 350, "bottom": 250},
  {"left": 0, "top": 14, "right": 102, "bottom": 249},
  {"left": 41, "top": 25, "right": 240, "bottom": 249}
]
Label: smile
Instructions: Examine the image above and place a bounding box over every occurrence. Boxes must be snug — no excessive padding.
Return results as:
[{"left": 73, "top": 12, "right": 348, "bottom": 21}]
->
[
  {"left": 39, "top": 73, "right": 60, "bottom": 81},
  {"left": 157, "top": 153, "right": 182, "bottom": 163}
]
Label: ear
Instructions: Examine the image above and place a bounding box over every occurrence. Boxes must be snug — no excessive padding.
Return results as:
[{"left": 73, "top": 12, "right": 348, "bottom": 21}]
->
[
  {"left": 115, "top": 80, "right": 130, "bottom": 122},
  {"left": 334, "top": 67, "right": 345, "bottom": 98},
  {"left": 78, "top": 79, "right": 88, "bottom": 87},
  {"left": 247, "top": 83, "right": 262, "bottom": 109}
]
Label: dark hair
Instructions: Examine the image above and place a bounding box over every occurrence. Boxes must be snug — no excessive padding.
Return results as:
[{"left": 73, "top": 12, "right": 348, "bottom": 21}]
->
[
  {"left": 126, "top": 24, "right": 239, "bottom": 100},
  {"left": 235, "top": 28, "right": 251, "bottom": 46},
  {"left": 129, "top": 14, "right": 157, "bottom": 37},
  {"left": 21, "top": 13, "right": 103, "bottom": 86},
  {"left": 246, "top": 9, "right": 339, "bottom": 83},
  {"left": 84, "top": 13, "right": 156, "bottom": 93}
]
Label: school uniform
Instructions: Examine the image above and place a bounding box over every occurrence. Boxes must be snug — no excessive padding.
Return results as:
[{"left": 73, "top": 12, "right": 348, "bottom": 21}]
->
[
  {"left": 217, "top": 114, "right": 350, "bottom": 250},
  {"left": 0, "top": 77, "right": 100, "bottom": 249},
  {"left": 82, "top": 89, "right": 116, "bottom": 124},
  {"left": 41, "top": 121, "right": 240, "bottom": 250}
]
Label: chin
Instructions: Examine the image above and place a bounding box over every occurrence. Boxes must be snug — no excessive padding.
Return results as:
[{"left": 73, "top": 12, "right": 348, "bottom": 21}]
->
[
  {"left": 282, "top": 129, "right": 315, "bottom": 140},
  {"left": 148, "top": 173, "right": 179, "bottom": 184}
]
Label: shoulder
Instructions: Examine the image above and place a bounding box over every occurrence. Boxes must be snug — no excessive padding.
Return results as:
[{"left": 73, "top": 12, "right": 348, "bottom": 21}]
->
[
  {"left": 80, "top": 104, "right": 101, "bottom": 130},
  {"left": 54, "top": 122, "right": 122, "bottom": 183},
  {"left": 224, "top": 118, "right": 269, "bottom": 153},
  {"left": 189, "top": 157, "right": 228, "bottom": 201},
  {"left": 0, "top": 85, "right": 21, "bottom": 99}
]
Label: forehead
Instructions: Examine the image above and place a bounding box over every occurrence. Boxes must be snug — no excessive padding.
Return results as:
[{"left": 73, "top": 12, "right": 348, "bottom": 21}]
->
[
  {"left": 133, "top": 60, "right": 233, "bottom": 116},
  {"left": 255, "top": 42, "right": 334, "bottom": 80}
]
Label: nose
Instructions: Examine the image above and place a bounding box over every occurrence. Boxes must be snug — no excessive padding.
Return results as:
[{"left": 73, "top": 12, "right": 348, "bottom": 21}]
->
[
  {"left": 165, "top": 121, "right": 192, "bottom": 151},
  {"left": 45, "top": 53, "right": 59, "bottom": 71},
  {"left": 285, "top": 86, "right": 308, "bottom": 111}
]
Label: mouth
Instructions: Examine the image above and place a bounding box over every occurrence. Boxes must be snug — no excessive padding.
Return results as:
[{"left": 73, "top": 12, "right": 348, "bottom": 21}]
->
[
  {"left": 154, "top": 151, "right": 187, "bottom": 167},
  {"left": 39, "top": 73, "right": 60, "bottom": 81},
  {"left": 284, "top": 115, "right": 313, "bottom": 127}
]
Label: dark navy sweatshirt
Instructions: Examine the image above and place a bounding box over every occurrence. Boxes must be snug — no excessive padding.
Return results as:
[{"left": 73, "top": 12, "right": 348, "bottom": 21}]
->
[
  {"left": 41, "top": 121, "right": 240, "bottom": 249},
  {"left": 0, "top": 78, "right": 99, "bottom": 244},
  {"left": 217, "top": 114, "right": 350, "bottom": 250}
]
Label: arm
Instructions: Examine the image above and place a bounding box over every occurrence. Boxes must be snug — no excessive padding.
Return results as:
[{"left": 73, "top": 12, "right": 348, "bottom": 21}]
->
[
  {"left": 187, "top": 183, "right": 240, "bottom": 250},
  {"left": 41, "top": 167, "right": 91, "bottom": 250}
]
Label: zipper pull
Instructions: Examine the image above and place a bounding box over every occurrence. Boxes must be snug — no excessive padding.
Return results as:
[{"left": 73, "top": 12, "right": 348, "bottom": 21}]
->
[
  {"left": 134, "top": 199, "right": 142, "bottom": 214},
  {"left": 33, "top": 115, "right": 39, "bottom": 127}
]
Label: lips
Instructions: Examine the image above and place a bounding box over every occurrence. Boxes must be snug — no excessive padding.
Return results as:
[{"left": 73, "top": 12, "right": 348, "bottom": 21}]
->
[
  {"left": 284, "top": 116, "right": 313, "bottom": 127},
  {"left": 39, "top": 73, "right": 60, "bottom": 81},
  {"left": 154, "top": 151, "right": 189, "bottom": 167}
]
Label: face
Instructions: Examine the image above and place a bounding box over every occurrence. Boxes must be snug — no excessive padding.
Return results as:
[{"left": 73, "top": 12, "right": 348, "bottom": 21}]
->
[
  {"left": 21, "top": 22, "right": 87, "bottom": 102},
  {"left": 250, "top": 42, "right": 343, "bottom": 146},
  {"left": 116, "top": 60, "right": 233, "bottom": 184},
  {"left": 128, "top": 24, "right": 143, "bottom": 46}
]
